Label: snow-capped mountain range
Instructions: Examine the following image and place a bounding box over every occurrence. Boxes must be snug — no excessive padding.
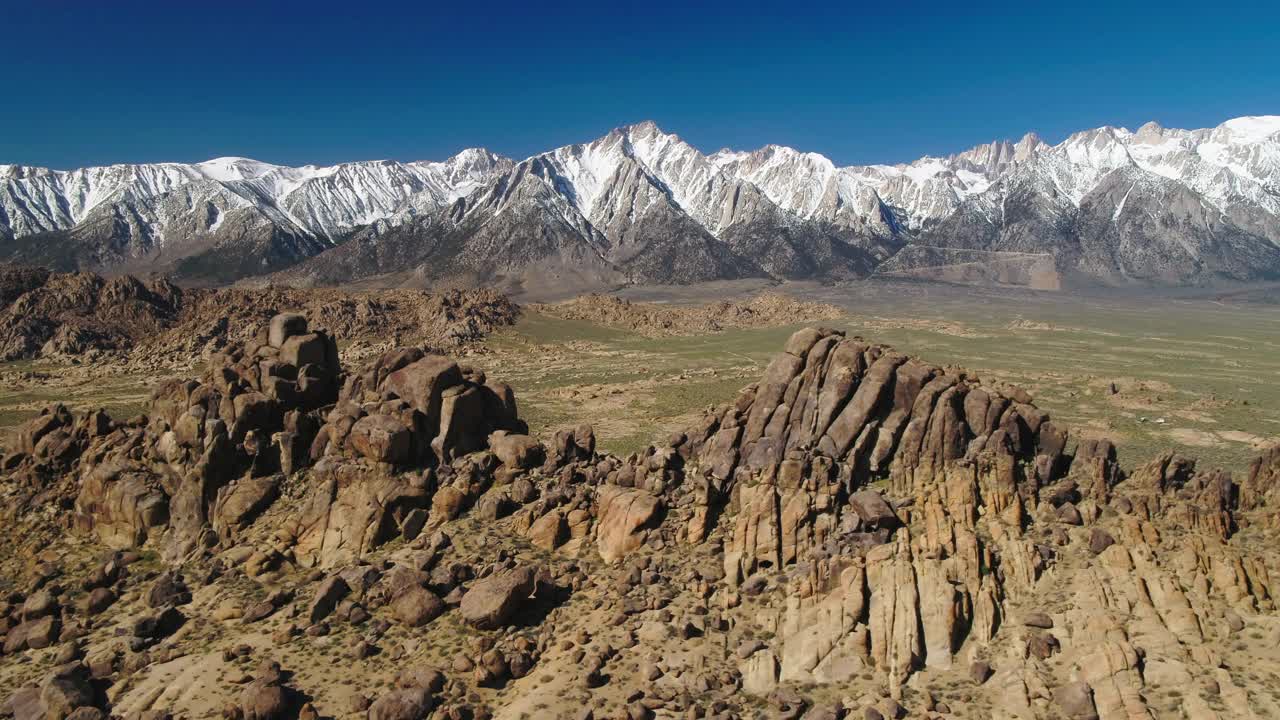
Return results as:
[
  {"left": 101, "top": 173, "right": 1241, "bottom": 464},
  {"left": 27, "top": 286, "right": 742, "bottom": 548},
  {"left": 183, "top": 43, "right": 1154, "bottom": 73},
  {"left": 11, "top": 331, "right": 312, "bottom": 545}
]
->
[{"left": 3, "top": 116, "right": 1279, "bottom": 288}]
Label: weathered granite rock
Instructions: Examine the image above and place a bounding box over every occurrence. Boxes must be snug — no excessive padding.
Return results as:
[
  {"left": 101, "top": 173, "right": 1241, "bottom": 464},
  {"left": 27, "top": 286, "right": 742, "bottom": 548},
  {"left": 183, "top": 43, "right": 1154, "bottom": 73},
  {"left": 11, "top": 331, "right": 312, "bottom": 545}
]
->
[{"left": 460, "top": 566, "right": 536, "bottom": 630}]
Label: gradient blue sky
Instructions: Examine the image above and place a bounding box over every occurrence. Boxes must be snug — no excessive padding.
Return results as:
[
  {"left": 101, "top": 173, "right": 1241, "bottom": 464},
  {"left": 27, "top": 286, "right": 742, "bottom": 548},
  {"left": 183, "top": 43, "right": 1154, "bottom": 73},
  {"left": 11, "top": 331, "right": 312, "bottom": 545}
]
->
[{"left": 5, "top": 0, "right": 1278, "bottom": 169}]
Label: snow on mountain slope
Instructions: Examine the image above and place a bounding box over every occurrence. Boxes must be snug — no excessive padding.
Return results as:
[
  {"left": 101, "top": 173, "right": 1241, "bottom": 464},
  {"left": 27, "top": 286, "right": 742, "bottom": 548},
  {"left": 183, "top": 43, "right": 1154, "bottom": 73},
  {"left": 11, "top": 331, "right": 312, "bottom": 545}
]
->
[
  {"left": 704, "top": 116, "right": 1278, "bottom": 242},
  {"left": 2, "top": 115, "right": 1278, "bottom": 285},
  {"left": 0, "top": 150, "right": 512, "bottom": 242}
]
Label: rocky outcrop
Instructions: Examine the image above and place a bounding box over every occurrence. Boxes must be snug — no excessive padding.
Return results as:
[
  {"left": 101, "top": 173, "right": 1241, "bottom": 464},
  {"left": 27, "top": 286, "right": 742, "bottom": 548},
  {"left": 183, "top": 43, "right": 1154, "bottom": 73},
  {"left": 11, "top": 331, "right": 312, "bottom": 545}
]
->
[
  {"left": 3, "top": 323, "right": 1280, "bottom": 720},
  {"left": 0, "top": 265, "right": 183, "bottom": 361},
  {"left": 60, "top": 312, "right": 343, "bottom": 561},
  {"left": 1241, "top": 442, "right": 1280, "bottom": 523},
  {"left": 1, "top": 311, "right": 534, "bottom": 573},
  {"left": 532, "top": 291, "right": 846, "bottom": 337},
  {"left": 672, "top": 327, "right": 1280, "bottom": 711},
  {"left": 0, "top": 264, "right": 522, "bottom": 368}
]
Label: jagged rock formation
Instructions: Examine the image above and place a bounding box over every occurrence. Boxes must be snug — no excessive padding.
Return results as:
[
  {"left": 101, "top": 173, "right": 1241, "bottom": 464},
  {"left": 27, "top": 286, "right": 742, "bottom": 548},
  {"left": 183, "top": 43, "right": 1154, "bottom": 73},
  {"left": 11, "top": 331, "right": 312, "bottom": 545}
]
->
[
  {"left": 666, "top": 328, "right": 1280, "bottom": 716},
  {"left": 2, "top": 324, "right": 1279, "bottom": 719},
  {"left": 142, "top": 284, "right": 521, "bottom": 368},
  {"left": 0, "top": 264, "right": 183, "bottom": 361}
]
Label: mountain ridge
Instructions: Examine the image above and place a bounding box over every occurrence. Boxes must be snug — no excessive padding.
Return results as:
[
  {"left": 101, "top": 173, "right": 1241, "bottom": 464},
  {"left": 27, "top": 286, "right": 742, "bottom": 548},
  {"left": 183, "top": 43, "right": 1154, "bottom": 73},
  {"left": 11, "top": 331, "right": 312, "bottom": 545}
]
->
[{"left": 3, "top": 116, "right": 1279, "bottom": 288}]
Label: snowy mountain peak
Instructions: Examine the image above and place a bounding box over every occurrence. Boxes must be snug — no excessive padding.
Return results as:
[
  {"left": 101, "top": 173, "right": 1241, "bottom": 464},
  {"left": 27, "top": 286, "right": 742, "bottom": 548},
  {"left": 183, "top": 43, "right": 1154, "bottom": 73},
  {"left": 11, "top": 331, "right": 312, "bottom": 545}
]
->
[
  {"left": 195, "top": 157, "right": 283, "bottom": 182},
  {"left": 1219, "top": 115, "right": 1280, "bottom": 143},
  {"left": 614, "top": 120, "right": 665, "bottom": 137},
  {"left": 1015, "top": 132, "right": 1045, "bottom": 156},
  {"left": 3, "top": 115, "right": 1278, "bottom": 287}
]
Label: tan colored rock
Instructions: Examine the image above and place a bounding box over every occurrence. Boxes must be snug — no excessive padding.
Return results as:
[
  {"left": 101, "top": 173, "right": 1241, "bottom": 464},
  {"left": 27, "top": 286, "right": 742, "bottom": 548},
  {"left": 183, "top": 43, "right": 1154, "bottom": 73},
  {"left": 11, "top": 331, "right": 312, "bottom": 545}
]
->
[
  {"left": 280, "top": 332, "right": 329, "bottom": 370},
  {"left": 367, "top": 687, "right": 433, "bottom": 720},
  {"left": 488, "top": 431, "right": 545, "bottom": 470},
  {"left": 527, "top": 509, "right": 567, "bottom": 551},
  {"left": 460, "top": 565, "right": 536, "bottom": 630},
  {"left": 1054, "top": 681, "right": 1100, "bottom": 720},
  {"left": 238, "top": 679, "right": 289, "bottom": 720},
  {"left": 390, "top": 586, "right": 445, "bottom": 627},
  {"left": 347, "top": 415, "right": 412, "bottom": 464},
  {"left": 73, "top": 460, "right": 169, "bottom": 548},
  {"left": 778, "top": 562, "right": 868, "bottom": 684},
  {"left": 1075, "top": 640, "right": 1151, "bottom": 720},
  {"left": 382, "top": 355, "right": 462, "bottom": 434},
  {"left": 212, "top": 475, "right": 280, "bottom": 540},
  {"left": 596, "top": 485, "right": 663, "bottom": 564},
  {"left": 289, "top": 463, "right": 430, "bottom": 567},
  {"left": 868, "top": 536, "right": 921, "bottom": 697},
  {"left": 739, "top": 648, "right": 779, "bottom": 696},
  {"left": 916, "top": 558, "right": 959, "bottom": 669},
  {"left": 849, "top": 490, "right": 898, "bottom": 529},
  {"left": 427, "top": 485, "right": 468, "bottom": 530}
]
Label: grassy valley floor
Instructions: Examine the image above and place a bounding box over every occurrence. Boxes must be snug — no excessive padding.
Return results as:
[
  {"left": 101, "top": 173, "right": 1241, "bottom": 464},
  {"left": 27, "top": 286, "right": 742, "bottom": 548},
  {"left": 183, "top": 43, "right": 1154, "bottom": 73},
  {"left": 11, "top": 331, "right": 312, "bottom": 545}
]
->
[{"left": 488, "top": 280, "right": 1280, "bottom": 475}]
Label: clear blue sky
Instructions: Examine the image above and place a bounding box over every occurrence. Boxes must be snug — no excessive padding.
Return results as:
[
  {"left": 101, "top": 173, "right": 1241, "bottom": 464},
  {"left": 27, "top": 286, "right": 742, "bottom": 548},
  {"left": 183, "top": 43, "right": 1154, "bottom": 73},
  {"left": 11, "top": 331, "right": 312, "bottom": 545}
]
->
[{"left": 5, "top": 0, "right": 1278, "bottom": 169}]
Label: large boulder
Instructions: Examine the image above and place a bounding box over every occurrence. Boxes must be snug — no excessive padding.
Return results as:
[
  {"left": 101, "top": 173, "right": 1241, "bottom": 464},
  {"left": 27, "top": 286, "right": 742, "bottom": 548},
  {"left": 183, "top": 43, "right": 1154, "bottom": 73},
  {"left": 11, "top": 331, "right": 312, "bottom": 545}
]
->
[
  {"left": 390, "top": 586, "right": 446, "bottom": 627},
  {"left": 1, "top": 687, "right": 41, "bottom": 720},
  {"left": 849, "top": 490, "right": 898, "bottom": 529},
  {"left": 280, "top": 332, "right": 330, "bottom": 370},
  {"left": 347, "top": 415, "right": 413, "bottom": 464},
  {"left": 527, "top": 510, "right": 567, "bottom": 551},
  {"left": 308, "top": 575, "right": 350, "bottom": 624},
  {"left": 381, "top": 356, "right": 463, "bottom": 431},
  {"left": 73, "top": 461, "right": 169, "bottom": 548},
  {"left": 488, "top": 431, "right": 545, "bottom": 470},
  {"left": 289, "top": 463, "right": 431, "bottom": 567},
  {"left": 212, "top": 475, "right": 281, "bottom": 539},
  {"left": 4, "top": 615, "right": 59, "bottom": 653},
  {"left": 239, "top": 680, "right": 289, "bottom": 720},
  {"left": 596, "top": 485, "right": 663, "bottom": 563},
  {"left": 367, "top": 687, "right": 434, "bottom": 720},
  {"left": 460, "top": 565, "right": 537, "bottom": 630},
  {"left": 268, "top": 313, "right": 307, "bottom": 349},
  {"left": 433, "top": 385, "right": 489, "bottom": 462},
  {"left": 21, "top": 591, "right": 58, "bottom": 621},
  {"left": 39, "top": 663, "right": 96, "bottom": 720},
  {"left": 146, "top": 572, "right": 191, "bottom": 608}
]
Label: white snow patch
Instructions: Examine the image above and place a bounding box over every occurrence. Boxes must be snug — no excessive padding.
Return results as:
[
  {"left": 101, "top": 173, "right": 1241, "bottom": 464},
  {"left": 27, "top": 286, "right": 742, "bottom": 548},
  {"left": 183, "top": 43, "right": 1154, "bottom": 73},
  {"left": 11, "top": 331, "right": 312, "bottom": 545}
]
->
[
  {"left": 1219, "top": 116, "right": 1280, "bottom": 143},
  {"left": 1113, "top": 181, "right": 1136, "bottom": 222},
  {"left": 196, "top": 157, "right": 282, "bottom": 182}
]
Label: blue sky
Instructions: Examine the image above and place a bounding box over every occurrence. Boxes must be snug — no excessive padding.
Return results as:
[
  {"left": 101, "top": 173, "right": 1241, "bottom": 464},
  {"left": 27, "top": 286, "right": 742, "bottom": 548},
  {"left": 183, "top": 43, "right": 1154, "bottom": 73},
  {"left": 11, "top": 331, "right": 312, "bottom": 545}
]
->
[{"left": 5, "top": 0, "right": 1278, "bottom": 169}]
